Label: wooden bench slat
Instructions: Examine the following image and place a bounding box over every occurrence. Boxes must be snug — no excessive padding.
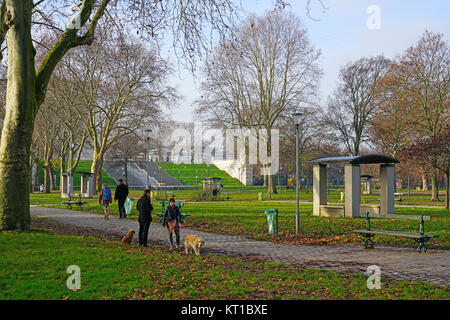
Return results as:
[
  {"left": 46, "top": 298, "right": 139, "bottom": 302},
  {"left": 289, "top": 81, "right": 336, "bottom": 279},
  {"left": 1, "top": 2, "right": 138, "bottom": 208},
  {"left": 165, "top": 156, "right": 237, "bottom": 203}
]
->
[
  {"left": 359, "top": 213, "right": 431, "bottom": 221},
  {"left": 353, "top": 229, "right": 438, "bottom": 239},
  {"left": 153, "top": 212, "right": 190, "bottom": 218},
  {"left": 160, "top": 201, "right": 184, "bottom": 206},
  {"left": 355, "top": 212, "right": 437, "bottom": 252}
]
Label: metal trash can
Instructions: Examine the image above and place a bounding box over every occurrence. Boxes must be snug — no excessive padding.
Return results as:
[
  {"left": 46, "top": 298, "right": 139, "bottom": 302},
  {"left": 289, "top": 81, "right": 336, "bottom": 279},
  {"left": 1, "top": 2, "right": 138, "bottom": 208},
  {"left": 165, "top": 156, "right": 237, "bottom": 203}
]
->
[
  {"left": 264, "top": 209, "right": 278, "bottom": 236},
  {"left": 258, "top": 192, "right": 263, "bottom": 201},
  {"left": 124, "top": 197, "right": 136, "bottom": 215}
]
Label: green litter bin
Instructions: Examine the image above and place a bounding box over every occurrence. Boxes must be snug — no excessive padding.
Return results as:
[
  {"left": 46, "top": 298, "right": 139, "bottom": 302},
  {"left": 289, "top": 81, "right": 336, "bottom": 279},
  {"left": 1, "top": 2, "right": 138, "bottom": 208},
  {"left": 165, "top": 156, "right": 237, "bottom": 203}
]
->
[
  {"left": 264, "top": 209, "right": 278, "bottom": 236},
  {"left": 124, "top": 197, "right": 136, "bottom": 216},
  {"left": 258, "top": 192, "right": 263, "bottom": 201}
]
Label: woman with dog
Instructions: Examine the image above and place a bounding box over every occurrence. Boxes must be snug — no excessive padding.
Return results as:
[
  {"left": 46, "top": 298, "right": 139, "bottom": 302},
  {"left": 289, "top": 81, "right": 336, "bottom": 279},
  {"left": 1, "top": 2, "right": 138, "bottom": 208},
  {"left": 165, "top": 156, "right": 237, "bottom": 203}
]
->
[
  {"left": 162, "top": 198, "right": 183, "bottom": 250},
  {"left": 136, "top": 187, "right": 153, "bottom": 247}
]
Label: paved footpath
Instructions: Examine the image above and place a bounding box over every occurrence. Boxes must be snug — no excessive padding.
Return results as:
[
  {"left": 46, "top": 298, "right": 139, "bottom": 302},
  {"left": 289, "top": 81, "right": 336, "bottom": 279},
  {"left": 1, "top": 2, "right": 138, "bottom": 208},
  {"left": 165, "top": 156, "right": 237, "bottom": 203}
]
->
[{"left": 30, "top": 206, "right": 450, "bottom": 287}]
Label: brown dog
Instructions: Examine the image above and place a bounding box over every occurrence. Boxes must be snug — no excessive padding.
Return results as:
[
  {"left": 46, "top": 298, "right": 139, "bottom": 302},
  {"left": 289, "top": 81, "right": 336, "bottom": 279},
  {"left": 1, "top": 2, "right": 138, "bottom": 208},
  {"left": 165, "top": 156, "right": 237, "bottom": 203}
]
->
[{"left": 121, "top": 229, "right": 135, "bottom": 245}]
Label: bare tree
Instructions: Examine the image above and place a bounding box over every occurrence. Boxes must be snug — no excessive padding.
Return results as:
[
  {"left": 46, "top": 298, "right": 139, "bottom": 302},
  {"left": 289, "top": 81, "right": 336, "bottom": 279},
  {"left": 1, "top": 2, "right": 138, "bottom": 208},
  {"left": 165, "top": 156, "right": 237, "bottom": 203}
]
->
[
  {"left": 278, "top": 106, "right": 333, "bottom": 184},
  {"left": 196, "top": 10, "right": 322, "bottom": 194},
  {"left": 0, "top": 0, "right": 240, "bottom": 230},
  {"left": 104, "top": 134, "right": 146, "bottom": 184},
  {"left": 324, "top": 56, "right": 390, "bottom": 156},
  {"left": 368, "top": 63, "right": 412, "bottom": 157},
  {"left": 48, "top": 62, "right": 89, "bottom": 186},
  {"left": 394, "top": 31, "right": 449, "bottom": 201},
  {"left": 62, "top": 28, "right": 176, "bottom": 192}
]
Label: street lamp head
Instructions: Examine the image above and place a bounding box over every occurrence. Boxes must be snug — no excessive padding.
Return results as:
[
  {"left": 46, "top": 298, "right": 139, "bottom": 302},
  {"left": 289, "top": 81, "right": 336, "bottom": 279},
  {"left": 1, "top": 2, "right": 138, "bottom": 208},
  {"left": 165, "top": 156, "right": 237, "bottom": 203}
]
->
[
  {"left": 145, "top": 128, "right": 152, "bottom": 137},
  {"left": 292, "top": 112, "right": 303, "bottom": 126}
]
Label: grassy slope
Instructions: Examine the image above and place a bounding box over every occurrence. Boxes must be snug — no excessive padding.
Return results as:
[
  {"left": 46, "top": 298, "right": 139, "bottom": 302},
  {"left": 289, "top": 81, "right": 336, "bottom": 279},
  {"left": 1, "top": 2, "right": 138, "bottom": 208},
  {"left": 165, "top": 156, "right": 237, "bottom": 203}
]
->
[
  {"left": 1, "top": 228, "right": 448, "bottom": 300},
  {"left": 157, "top": 162, "right": 243, "bottom": 187}
]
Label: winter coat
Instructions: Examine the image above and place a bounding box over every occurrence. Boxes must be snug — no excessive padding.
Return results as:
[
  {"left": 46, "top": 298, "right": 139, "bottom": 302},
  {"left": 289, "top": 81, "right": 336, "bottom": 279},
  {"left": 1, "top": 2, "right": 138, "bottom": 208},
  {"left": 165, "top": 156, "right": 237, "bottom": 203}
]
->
[
  {"left": 136, "top": 194, "right": 153, "bottom": 223},
  {"left": 114, "top": 183, "right": 129, "bottom": 201},
  {"left": 162, "top": 204, "right": 182, "bottom": 226}
]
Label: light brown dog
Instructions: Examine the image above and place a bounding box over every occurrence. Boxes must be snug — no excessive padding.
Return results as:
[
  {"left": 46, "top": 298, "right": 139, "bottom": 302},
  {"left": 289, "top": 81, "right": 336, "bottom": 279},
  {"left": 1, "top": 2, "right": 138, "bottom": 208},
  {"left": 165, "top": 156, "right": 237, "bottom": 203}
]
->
[
  {"left": 121, "top": 229, "right": 135, "bottom": 245},
  {"left": 184, "top": 234, "right": 205, "bottom": 255}
]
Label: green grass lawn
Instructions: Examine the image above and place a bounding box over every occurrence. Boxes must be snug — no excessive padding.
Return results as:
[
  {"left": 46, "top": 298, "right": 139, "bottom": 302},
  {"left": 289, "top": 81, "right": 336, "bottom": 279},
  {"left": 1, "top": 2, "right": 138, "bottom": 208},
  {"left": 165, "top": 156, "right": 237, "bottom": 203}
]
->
[
  {"left": 180, "top": 202, "right": 449, "bottom": 249},
  {"left": 1, "top": 227, "right": 448, "bottom": 300},
  {"left": 148, "top": 185, "right": 449, "bottom": 207},
  {"left": 29, "top": 191, "right": 450, "bottom": 249}
]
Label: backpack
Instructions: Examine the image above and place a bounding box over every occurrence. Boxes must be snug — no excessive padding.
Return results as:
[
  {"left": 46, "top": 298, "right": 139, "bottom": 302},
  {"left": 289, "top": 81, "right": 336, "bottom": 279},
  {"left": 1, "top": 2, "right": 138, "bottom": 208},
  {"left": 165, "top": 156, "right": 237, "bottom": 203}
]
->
[{"left": 102, "top": 187, "right": 112, "bottom": 202}]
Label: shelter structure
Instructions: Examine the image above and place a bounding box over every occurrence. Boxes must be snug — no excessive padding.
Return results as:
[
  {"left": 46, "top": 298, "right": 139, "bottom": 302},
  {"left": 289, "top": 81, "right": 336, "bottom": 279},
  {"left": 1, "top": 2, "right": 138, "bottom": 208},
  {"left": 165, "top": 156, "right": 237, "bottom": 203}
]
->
[
  {"left": 60, "top": 173, "right": 73, "bottom": 199},
  {"left": 78, "top": 172, "right": 94, "bottom": 198},
  {"left": 202, "top": 177, "right": 222, "bottom": 195},
  {"left": 309, "top": 154, "right": 400, "bottom": 218},
  {"left": 60, "top": 171, "right": 94, "bottom": 199},
  {"left": 361, "top": 174, "right": 373, "bottom": 194}
]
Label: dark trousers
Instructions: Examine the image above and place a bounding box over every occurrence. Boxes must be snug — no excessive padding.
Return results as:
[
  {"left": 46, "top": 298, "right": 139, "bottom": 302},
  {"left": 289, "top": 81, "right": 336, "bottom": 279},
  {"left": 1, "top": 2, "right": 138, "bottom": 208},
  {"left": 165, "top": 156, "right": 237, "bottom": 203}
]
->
[
  {"left": 118, "top": 199, "right": 126, "bottom": 218},
  {"left": 139, "top": 221, "right": 151, "bottom": 246},
  {"left": 167, "top": 226, "right": 180, "bottom": 247}
]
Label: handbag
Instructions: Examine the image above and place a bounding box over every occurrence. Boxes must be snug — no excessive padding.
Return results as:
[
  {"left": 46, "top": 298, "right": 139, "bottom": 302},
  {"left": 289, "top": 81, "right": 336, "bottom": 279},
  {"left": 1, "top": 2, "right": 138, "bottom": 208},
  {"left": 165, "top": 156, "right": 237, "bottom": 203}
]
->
[{"left": 167, "top": 219, "right": 178, "bottom": 233}]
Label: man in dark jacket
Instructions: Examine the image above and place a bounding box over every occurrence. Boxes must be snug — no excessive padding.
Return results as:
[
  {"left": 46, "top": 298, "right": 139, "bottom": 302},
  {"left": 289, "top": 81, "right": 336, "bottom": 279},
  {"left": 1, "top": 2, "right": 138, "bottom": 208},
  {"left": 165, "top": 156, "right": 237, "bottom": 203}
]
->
[
  {"left": 115, "top": 179, "right": 129, "bottom": 219},
  {"left": 162, "top": 198, "right": 182, "bottom": 250},
  {"left": 136, "top": 187, "right": 153, "bottom": 247}
]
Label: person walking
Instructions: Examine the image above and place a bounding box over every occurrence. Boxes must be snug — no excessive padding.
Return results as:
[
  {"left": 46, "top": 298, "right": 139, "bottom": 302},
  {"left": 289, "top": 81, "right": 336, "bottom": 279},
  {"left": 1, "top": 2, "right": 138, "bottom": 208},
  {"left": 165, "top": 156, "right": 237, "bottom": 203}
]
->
[
  {"left": 136, "top": 187, "right": 153, "bottom": 247},
  {"left": 162, "top": 198, "right": 182, "bottom": 250},
  {"left": 98, "top": 183, "right": 112, "bottom": 220},
  {"left": 114, "top": 178, "right": 129, "bottom": 219}
]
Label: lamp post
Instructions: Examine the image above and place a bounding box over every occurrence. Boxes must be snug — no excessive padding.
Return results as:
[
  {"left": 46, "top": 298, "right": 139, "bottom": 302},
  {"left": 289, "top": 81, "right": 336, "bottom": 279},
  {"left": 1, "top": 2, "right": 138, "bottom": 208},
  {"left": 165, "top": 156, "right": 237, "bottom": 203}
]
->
[
  {"left": 293, "top": 112, "right": 302, "bottom": 234},
  {"left": 145, "top": 129, "right": 152, "bottom": 187}
]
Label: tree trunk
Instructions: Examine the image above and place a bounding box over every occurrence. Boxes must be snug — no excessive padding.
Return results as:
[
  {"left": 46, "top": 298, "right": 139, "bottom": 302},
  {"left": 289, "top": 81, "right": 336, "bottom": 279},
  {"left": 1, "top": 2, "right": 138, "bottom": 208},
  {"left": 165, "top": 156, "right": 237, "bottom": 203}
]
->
[
  {"left": 91, "top": 151, "right": 104, "bottom": 193},
  {"left": 422, "top": 174, "right": 429, "bottom": 191},
  {"left": 33, "top": 162, "right": 40, "bottom": 191},
  {"left": 306, "top": 177, "right": 309, "bottom": 194},
  {"left": 263, "top": 169, "right": 267, "bottom": 187},
  {"left": 431, "top": 165, "right": 440, "bottom": 201},
  {"left": 445, "top": 170, "right": 449, "bottom": 210},
  {"left": 43, "top": 165, "right": 51, "bottom": 193},
  {"left": 124, "top": 161, "right": 128, "bottom": 185},
  {"left": 60, "top": 156, "right": 65, "bottom": 191},
  {"left": 0, "top": 0, "right": 35, "bottom": 231},
  {"left": 265, "top": 127, "right": 277, "bottom": 195}
]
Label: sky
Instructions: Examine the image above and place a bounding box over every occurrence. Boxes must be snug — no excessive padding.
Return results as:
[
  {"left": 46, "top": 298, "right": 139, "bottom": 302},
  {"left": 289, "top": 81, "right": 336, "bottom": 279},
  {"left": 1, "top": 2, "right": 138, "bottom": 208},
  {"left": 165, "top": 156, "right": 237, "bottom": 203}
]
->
[{"left": 168, "top": 0, "right": 450, "bottom": 122}]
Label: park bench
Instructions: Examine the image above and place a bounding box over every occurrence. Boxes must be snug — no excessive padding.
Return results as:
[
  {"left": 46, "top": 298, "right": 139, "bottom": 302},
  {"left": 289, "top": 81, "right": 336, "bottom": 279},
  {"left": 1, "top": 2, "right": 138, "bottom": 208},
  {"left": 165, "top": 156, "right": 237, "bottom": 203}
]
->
[
  {"left": 353, "top": 212, "right": 439, "bottom": 253},
  {"left": 394, "top": 192, "right": 404, "bottom": 202},
  {"left": 62, "top": 194, "right": 88, "bottom": 210},
  {"left": 152, "top": 201, "right": 191, "bottom": 220}
]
